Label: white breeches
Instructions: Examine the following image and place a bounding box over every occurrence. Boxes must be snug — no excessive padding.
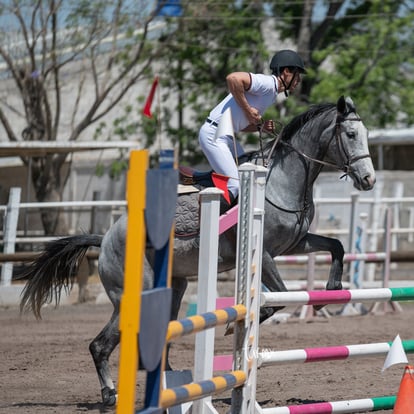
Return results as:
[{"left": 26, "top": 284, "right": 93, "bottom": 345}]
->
[{"left": 199, "top": 122, "right": 244, "bottom": 198}]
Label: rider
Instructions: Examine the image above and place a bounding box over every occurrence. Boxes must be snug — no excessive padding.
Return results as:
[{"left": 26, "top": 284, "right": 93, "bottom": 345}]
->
[{"left": 198, "top": 49, "right": 306, "bottom": 207}]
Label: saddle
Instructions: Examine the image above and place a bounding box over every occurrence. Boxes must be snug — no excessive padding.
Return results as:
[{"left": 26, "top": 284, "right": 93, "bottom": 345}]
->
[
  {"left": 178, "top": 166, "right": 237, "bottom": 214},
  {"left": 179, "top": 165, "right": 215, "bottom": 187}
]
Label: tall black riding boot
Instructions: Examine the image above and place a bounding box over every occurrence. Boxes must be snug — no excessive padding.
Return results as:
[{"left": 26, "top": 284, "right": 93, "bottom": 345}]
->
[{"left": 220, "top": 192, "right": 237, "bottom": 215}]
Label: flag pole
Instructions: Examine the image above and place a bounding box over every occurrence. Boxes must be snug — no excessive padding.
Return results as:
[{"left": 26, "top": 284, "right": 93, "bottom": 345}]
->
[{"left": 156, "top": 74, "right": 162, "bottom": 151}]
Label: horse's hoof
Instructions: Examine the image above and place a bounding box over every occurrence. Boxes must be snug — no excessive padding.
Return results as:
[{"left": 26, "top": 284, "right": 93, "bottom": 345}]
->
[
  {"left": 314, "top": 282, "right": 342, "bottom": 312},
  {"left": 224, "top": 323, "right": 234, "bottom": 336},
  {"left": 102, "top": 387, "right": 117, "bottom": 407},
  {"left": 326, "top": 281, "right": 343, "bottom": 291},
  {"left": 259, "top": 306, "right": 285, "bottom": 324}
]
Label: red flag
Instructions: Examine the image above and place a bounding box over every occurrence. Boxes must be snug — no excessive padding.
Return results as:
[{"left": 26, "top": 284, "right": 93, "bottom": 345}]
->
[
  {"left": 212, "top": 172, "right": 230, "bottom": 204},
  {"left": 143, "top": 76, "right": 159, "bottom": 118}
]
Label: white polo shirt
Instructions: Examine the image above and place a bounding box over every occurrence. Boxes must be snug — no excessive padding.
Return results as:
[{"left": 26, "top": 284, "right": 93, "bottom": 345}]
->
[{"left": 208, "top": 73, "right": 278, "bottom": 132}]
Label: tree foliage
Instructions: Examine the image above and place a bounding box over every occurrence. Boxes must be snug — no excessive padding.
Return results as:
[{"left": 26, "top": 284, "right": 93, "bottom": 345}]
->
[
  {"left": 156, "top": 0, "right": 267, "bottom": 163},
  {"left": 140, "top": 0, "right": 414, "bottom": 167},
  {"left": 269, "top": 0, "right": 414, "bottom": 127}
]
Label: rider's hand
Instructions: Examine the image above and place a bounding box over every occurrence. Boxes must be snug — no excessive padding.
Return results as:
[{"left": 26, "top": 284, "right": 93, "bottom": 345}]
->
[
  {"left": 257, "top": 120, "right": 275, "bottom": 134},
  {"left": 246, "top": 106, "right": 261, "bottom": 125}
]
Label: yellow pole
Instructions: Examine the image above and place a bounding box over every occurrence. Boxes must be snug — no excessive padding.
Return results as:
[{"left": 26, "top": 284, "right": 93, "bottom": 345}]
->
[{"left": 117, "top": 150, "right": 148, "bottom": 414}]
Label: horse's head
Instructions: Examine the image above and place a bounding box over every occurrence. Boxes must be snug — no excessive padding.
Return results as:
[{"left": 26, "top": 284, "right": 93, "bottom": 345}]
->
[{"left": 332, "top": 96, "right": 376, "bottom": 191}]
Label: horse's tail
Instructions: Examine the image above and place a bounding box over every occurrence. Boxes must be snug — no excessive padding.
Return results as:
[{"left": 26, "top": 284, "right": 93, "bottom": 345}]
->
[{"left": 19, "top": 234, "right": 103, "bottom": 319}]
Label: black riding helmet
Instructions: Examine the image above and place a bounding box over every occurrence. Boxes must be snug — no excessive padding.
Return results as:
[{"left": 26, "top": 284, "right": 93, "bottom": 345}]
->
[
  {"left": 270, "top": 50, "right": 306, "bottom": 97},
  {"left": 270, "top": 50, "right": 307, "bottom": 76}
]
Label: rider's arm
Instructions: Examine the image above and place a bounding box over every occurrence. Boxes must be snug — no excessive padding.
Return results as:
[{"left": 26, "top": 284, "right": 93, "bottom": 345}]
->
[{"left": 226, "top": 72, "right": 261, "bottom": 125}]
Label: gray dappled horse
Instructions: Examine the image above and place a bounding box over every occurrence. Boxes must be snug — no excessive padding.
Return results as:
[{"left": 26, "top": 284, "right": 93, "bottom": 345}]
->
[{"left": 20, "top": 96, "right": 375, "bottom": 407}]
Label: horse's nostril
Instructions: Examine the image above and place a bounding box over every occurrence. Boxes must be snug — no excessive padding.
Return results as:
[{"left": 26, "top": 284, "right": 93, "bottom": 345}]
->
[{"left": 364, "top": 175, "right": 375, "bottom": 189}]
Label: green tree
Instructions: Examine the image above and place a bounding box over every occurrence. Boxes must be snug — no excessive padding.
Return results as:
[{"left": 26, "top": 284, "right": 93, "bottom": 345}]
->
[
  {"left": 0, "top": 0, "right": 174, "bottom": 234},
  {"left": 269, "top": 0, "right": 414, "bottom": 127}
]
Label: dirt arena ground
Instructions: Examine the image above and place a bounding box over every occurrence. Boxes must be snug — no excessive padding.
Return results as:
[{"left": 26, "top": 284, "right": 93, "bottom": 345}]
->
[{"left": 1, "top": 280, "right": 414, "bottom": 414}]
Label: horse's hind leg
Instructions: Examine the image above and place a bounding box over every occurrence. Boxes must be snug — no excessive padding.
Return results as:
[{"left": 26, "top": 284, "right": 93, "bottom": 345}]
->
[
  {"left": 89, "top": 310, "right": 120, "bottom": 407},
  {"left": 76, "top": 257, "right": 91, "bottom": 303},
  {"left": 170, "top": 277, "right": 188, "bottom": 320}
]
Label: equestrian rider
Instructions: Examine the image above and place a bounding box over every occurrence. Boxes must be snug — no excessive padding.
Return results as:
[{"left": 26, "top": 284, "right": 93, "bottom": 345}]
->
[{"left": 198, "top": 49, "right": 306, "bottom": 206}]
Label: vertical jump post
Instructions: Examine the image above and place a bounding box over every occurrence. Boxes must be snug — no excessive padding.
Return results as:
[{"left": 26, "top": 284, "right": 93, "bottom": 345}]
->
[
  {"left": 232, "top": 164, "right": 267, "bottom": 414},
  {"left": 117, "top": 150, "right": 149, "bottom": 413},
  {"left": 117, "top": 149, "right": 178, "bottom": 414},
  {"left": 192, "top": 187, "right": 222, "bottom": 414}
]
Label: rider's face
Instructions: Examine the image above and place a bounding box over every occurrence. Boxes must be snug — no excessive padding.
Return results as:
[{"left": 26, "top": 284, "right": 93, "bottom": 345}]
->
[
  {"left": 282, "top": 68, "right": 301, "bottom": 91},
  {"left": 288, "top": 70, "right": 301, "bottom": 90}
]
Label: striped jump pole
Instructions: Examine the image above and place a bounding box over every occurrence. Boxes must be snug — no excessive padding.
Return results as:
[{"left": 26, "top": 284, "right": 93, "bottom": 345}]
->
[
  {"left": 160, "top": 371, "right": 246, "bottom": 409},
  {"left": 274, "top": 252, "right": 387, "bottom": 265},
  {"left": 257, "top": 340, "right": 414, "bottom": 367},
  {"left": 261, "top": 395, "right": 396, "bottom": 414},
  {"left": 166, "top": 305, "right": 247, "bottom": 342},
  {"left": 261, "top": 287, "right": 414, "bottom": 308},
  {"left": 212, "top": 339, "right": 414, "bottom": 371}
]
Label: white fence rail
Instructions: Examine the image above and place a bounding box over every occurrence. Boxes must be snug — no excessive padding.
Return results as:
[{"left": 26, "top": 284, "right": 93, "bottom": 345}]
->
[
  {"left": 3, "top": 194, "right": 414, "bottom": 243},
  {"left": 0, "top": 187, "right": 127, "bottom": 285},
  {"left": 2, "top": 185, "right": 414, "bottom": 286}
]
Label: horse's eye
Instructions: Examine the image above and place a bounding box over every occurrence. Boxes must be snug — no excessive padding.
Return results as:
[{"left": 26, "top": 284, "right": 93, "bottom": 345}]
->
[{"left": 346, "top": 131, "right": 356, "bottom": 139}]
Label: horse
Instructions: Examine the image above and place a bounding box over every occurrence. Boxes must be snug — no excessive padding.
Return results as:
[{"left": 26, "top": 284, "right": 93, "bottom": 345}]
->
[{"left": 19, "top": 95, "right": 375, "bottom": 407}]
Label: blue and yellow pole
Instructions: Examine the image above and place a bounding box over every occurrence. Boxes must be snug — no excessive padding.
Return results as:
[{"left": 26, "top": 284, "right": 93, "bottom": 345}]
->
[
  {"left": 166, "top": 305, "right": 247, "bottom": 342},
  {"left": 160, "top": 371, "right": 246, "bottom": 408}
]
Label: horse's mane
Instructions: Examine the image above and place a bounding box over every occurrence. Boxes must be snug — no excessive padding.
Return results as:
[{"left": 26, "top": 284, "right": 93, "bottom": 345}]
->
[
  {"left": 243, "top": 102, "right": 336, "bottom": 163},
  {"left": 278, "top": 102, "right": 336, "bottom": 143}
]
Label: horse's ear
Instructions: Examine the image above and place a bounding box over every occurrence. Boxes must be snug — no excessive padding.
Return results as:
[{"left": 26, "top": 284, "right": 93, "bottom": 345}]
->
[
  {"left": 337, "top": 95, "right": 346, "bottom": 114},
  {"left": 345, "top": 96, "right": 356, "bottom": 112}
]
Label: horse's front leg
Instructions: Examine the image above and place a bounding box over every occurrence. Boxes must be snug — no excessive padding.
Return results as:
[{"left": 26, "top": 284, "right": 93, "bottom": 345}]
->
[
  {"left": 289, "top": 232, "right": 344, "bottom": 290},
  {"left": 260, "top": 250, "right": 288, "bottom": 323},
  {"left": 164, "top": 277, "right": 188, "bottom": 370}
]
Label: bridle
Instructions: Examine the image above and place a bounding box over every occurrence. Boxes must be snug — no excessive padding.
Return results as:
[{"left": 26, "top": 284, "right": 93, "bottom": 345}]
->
[
  {"left": 262, "top": 113, "right": 371, "bottom": 177},
  {"left": 261, "top": 111, "right": 371, "bottom": 218},
  {"left": 315, "top": 114, "right": 371, "bottom": 176},
  {"left": 260, "top": 112, "right": 371, "bottom": 251}
]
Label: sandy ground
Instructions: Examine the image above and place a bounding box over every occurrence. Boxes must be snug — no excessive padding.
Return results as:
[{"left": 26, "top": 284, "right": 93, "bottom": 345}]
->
[{"left": 1, "top": 281, "right": 413, "bottom": 414}]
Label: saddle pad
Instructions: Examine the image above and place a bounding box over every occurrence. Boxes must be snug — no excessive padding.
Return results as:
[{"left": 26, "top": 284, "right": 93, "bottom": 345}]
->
[
  {"left": 177, "top": 184, "right": 200, "bottom": 195},
  {"left": 175, "top": 192, "right": 200, "bottom": 237}
]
